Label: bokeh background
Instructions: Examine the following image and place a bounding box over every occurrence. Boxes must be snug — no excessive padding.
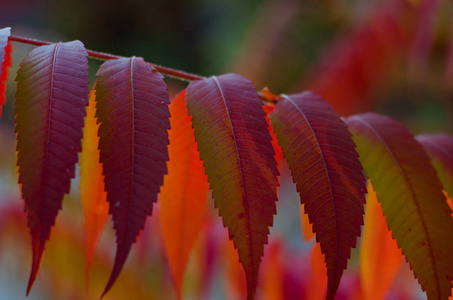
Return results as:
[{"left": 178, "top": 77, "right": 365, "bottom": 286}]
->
[{"left": 0, "top": 0, "right": 452, "bottom": 299}]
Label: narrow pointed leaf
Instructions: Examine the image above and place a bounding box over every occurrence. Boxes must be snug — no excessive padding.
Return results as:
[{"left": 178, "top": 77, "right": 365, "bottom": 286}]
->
[
  {"left": 14, "top": 40, "right": 89, "bottom": 294},
  {"left": 269, "top": 92, "right": 366, "bottom": 299},
  {"left": 345, "top": 113, "right": 453, "bottom": 300},
  {"left": 79, "top": 87, "right": 109, "bottom": 288},
  {"left": 415, "top": 134, "right": 453, "bottom": 199},
  {"left": 0, "top": 27, "right": 12, "bottom": 116},
  {"left": 160, "top": 90, "right": 210, "bottom": 298},
  {"left": 95, "top": 57, "right": 170, "bottom": 297},
  {"left": 360, "top": 180, "right": 402, "bottom": 300},
  {"left": 186, "top": 73, "right": 279, "bottom": 300}
]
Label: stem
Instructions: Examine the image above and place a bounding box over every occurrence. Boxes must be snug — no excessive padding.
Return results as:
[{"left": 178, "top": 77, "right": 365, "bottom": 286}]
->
[{"left": 9, "top": 35, "right": 204, "bottom": 82}]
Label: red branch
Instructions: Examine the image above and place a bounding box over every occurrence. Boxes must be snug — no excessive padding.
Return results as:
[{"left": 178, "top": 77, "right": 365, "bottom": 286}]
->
[{"left": 9, "top": 35, "right": 204, "bottom": 82}]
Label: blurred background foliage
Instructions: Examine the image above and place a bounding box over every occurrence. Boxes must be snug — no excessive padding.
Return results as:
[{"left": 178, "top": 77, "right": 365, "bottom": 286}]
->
[{"left": 0, "top": 0, "right": 451, "bottom": 299}]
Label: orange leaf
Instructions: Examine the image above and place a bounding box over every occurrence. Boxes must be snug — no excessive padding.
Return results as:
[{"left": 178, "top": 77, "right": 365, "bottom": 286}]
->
[
  {"left": 300, "top": 204, "right": 314, "bottom": 241},
  {"left": 260, "top": 240, "right": 284, "bottom": 300},
  {"left": 360, "top": 180, "right": 402, "bottom": 300},
  {"left": 306, "top": 242, "right": 327, "bottom": 300},
  {"left": 79, "top": 86, "right": 109, "bottom": 288},
  {"left": 224, "top": 236, "right": 247, "bottom": 299},
  {"left": 263, "top": 103, "right": 283, "bottom": 170},
  {"left": 159, "top": 90, "right": 209, "bottom": 298}
]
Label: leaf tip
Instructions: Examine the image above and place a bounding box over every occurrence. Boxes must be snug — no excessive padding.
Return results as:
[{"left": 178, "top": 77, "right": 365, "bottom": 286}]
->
[{"left": 26, "top": 241, "right": 45, "bottom": 296}]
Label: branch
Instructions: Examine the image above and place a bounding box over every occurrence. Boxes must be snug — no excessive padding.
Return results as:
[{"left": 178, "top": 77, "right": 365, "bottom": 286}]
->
[{"left": 8, "top": 35, "right": 204, "bottom": 82}]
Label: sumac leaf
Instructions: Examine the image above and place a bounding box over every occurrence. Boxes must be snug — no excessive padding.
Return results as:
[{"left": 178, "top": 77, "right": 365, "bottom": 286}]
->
[
  {"left": 345, "top": 113, "right": 453, "bottom": 300},
  {"left": 359, "top": 180, "right": 402, "bottom": 300},
  {"left": 0, "top": 27, "right": 12, "bottom": 116},
  {"left": 415, "top": 133, "right": 453, "bottom": 199},
  {"left": 186, "top": 73, "right": 279, "bottom": 300},
  {"left": 269, "top": 92, "right": 366, "bottom": 299},
  {"left": 95, "top": 57, "right": 170, "bottom": 297},
  {"left": 160, "top": 90, "right": 209, "bottom": 297},
  {"left": 15, "top": 40, "right": 89, "bottom": 294},
  {"left": 79, "top": 87, "right": 109, "bottom": 287}
]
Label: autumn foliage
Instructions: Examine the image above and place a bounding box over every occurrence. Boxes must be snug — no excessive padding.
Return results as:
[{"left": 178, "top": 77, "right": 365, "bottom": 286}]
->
[{"left": 1, "top": 3, "right": 453, "bottom": 298}]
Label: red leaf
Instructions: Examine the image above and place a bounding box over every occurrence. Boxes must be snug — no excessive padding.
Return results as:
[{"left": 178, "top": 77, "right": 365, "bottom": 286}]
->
[
  {"left": 415, "top": 133, "right": 453, "bottom": 200},
  {"left": 95, "top": 57, "right": 170, "bottom": 297},
  {"left": 14, "top": 41, "right": 89, "bottom": 295},
  {"left": 301, "top": 0, "right": 408, "bottom": 115},
  {"left": 79, "top": 87, "right": 109, "bottom": 288},
  {"left": 0, "top": 27, "right": 12, "bottom": 116},
  {"left": 345, "top": 113, "right": 453, "bottom": 299},
  {"left": 186, "top": 73, "right": 279, "bottom": 300},
  {"left": 159, "top": 90, "right": 210, "bottom": 298},
  {"left": 269, "top": 92, "right": 366, "bottom": 300}
]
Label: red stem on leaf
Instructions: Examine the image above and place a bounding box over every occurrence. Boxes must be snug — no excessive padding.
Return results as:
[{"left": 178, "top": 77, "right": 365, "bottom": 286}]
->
[{"left": 8, "top": 35, "right": 204, "bottom": 82}]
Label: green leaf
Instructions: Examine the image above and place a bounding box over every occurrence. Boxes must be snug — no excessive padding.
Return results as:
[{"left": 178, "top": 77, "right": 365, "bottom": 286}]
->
[{"left": 345, "top": 113, "right": 453, "bottom": 300}]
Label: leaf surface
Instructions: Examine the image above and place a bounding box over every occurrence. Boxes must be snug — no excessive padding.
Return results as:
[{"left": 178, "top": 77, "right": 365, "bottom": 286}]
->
[
  {"left": 159, "top": 90, "right": 209, "bottom": 298},
  {"left": 95, "top": 57, "right": 170, "bottom": 297},
  {"left": 269, "top": 92, "right": 366, "bottom": 299},
  {"left": 79, "top": 87, "right": 109, "bottom": 288},
  {"left": 186, "top": 73, "right": 279, "bottom": 300},
  {"left": 14, "top": 40, "right": 89, "bottom": 294},
  {"left": 415, "top": 133, "right": 453, "bottom": 199},
  {"left": 0, "top": 27, "right": 12, "bottom": 116},
  {"left": 360, "top": 180, "right": 402, "bottom": 300},
  {"left": 345, "top": 113, "right": 453, "bottom": 300}
]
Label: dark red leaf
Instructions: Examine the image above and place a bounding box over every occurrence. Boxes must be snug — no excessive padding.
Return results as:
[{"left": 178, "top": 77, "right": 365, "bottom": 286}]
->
[
  {"left": 186, "top": 73, "right": 279, "bottom": 300},
  {"left": 95, "top": 57, "right": 170, "bottom": 297},
  {"left": 14, "top": 41, "right": 89, "bottom": 294},
  {"left": 269, "top": 92, "right": 366, "bottom": 300},
  {"left": 0, "top": 27, "right": 12, "bottom": 116}
]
